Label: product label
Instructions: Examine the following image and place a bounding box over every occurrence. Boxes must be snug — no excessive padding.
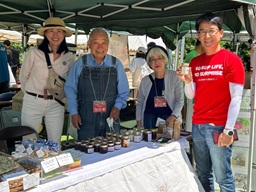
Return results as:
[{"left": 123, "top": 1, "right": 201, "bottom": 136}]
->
[
  {"left": 56, "top": 153, "right": 74, "bottom": 166},
  {"left": 41, "top": 157, "right": 59, "bottom": 173}
]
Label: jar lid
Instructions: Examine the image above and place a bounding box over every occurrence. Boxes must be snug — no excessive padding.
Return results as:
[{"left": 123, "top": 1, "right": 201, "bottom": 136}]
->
[
  {"left": 134, "top": 131, "right": 140, "bottom": 136},
  {"left": 100, "top": 144, "right": 108, "bottom": 148},
  {"left": 86, "top": 144, "right": 93, "bottom": 148},
  {"left": 123, "top": 136, "right": 129, "bottom": 139}
]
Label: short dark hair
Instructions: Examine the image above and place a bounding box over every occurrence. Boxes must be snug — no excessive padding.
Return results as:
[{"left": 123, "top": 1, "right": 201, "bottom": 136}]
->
[
  {"left": 195, "top": 12, "right": 223, "bottom": 31},
  {"left": 147, "top": 42, "right": 156, "bottom": 49},
  {"left": 3, "top": 40, "right": 11, "bottom": 46}
]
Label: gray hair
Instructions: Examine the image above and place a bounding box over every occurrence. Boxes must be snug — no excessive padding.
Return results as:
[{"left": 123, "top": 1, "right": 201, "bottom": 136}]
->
[
  {"left": 146, "top": 47, "right": 169, "bottom": 65},
  {"left": 88, "top": 27, "right": 110, "bottom": 42}
]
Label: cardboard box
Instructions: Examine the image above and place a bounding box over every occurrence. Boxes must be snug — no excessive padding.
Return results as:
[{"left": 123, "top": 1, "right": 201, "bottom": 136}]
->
[{"left": 12, "top": 91, "right": 24, "bottom": 111}]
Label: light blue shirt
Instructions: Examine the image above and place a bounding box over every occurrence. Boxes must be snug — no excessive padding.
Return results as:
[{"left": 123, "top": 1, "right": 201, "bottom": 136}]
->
[{"left": 65, "top": 53, "right": 129, "bottom": 115}]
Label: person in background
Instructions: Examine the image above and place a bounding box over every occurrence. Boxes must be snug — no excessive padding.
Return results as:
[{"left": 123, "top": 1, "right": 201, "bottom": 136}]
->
[
  {"left": 0, "top": 42, "right": 9, "bottom": 94},
  {"left": 125, "top": 46, "right": 153, "bottom": 96},
  {"left": 3, "top": 40, "right": 19, "bottom": 79},
  {"left": 244, "top": 56, "right": 252, "bottom": 89},
  {"left": 19, "top": 17, "right": 75, "bottom": 145},
  {"left": 184, "top": 40, "right": 204, "bottom": 63},
  {"left": 147, "top": 42, "right": 156, "bottom": 49},
  {"left": 136, "top": 45, "right": 184, "bottom": 129},
  {"left": 65, "top": 28, "right": 129, "bottom": 140},
  {"left": 177, "top": 12, "right": 244, "bottom": 192}
]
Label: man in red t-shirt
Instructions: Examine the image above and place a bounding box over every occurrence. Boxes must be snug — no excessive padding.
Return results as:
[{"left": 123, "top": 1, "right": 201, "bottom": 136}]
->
[{"left": 177, "top": 13, "right": 244, "bottom": 192}]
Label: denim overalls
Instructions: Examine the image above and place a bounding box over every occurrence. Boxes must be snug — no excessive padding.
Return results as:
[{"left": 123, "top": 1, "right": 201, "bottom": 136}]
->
[{"left": 77, "top": 55, "right": 120, "bottom": 140}]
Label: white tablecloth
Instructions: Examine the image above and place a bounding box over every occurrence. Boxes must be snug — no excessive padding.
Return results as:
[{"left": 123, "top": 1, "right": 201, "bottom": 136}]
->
[{"left": 29, "top": 139, "right": 204, "bottom": 192}]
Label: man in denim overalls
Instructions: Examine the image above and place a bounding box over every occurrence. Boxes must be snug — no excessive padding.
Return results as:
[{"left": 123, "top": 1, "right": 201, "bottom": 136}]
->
[{"left": 65, "top": 28, "right": 129, "bottom": 140}]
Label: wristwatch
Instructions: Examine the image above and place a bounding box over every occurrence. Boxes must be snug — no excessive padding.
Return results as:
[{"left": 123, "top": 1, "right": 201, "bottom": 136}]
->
[{"left": 223, "top": 129, "right": 234, "bottom": 137}]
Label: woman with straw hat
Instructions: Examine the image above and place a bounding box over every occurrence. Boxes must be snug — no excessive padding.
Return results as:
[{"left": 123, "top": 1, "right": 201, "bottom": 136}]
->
[{"left": 19, "top": 17, "right": 75, "bottom": 147}]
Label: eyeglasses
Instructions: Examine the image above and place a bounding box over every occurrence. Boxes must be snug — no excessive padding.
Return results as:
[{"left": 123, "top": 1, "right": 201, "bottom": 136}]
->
[
  {"left": 197, "top": 29, "right": 219, "bottom": 36},
  {"left": 149, "top": 56, "right": 164, "bottom": 63}
]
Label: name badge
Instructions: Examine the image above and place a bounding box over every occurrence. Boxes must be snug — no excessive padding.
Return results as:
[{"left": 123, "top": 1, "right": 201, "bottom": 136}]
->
[
  {"left": 154, "top": 96, "right": 167, "bottom": 108},
  {"left": 93, "top": 101, "right": 107, "bottom": 113}
]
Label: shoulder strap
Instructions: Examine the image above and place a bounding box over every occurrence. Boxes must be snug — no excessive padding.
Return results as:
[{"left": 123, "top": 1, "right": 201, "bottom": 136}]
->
[
  {"left": 111, "top": 56, "right": 116, "bottom": 66},
  {"left": 81, "top": 54, "right": 88, "bottom": 66},
  {"left": 149, "top": 74, "right": 154, "bottom": 85},
  {"left": 44, "top": 52, "right": 52, "bottom": 68}
]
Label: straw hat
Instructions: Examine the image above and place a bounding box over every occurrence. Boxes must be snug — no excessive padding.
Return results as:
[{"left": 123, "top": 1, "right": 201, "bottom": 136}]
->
[{"left": 38, "top": 17, "right": 73, "bottom": 37}]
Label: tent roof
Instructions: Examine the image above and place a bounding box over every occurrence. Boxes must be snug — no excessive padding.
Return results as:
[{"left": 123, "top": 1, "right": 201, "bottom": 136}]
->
[{"left": 0, "top": 0, "right": 255, "bottom": 49}]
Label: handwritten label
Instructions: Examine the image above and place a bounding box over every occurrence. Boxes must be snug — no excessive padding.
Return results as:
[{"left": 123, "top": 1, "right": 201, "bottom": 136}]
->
[
  {"left": 36, "top": 148, "right": 44, "bottom": 158},
  {"left": 0, "top": 181, "right": 10, "bottom": 192},
  {"left": 56, "top": 153, "right": 74, "bottom": 166},
  {"left": 41, "top": 157, "right": 59, "bottom": 173},
  {"left": 16, "top": 144, "right": 26, "bottom": 153},
  {"left": 26, "top": 146, "right": 33, "bottom": 155},
  {"left": 23, "top": 172, "right": 40, "bottom": 190}
]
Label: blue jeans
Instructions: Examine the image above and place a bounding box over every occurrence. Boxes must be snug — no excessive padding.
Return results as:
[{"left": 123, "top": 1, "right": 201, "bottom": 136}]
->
[{"left": 192, "top": 124, "right": 235, "bottom": 192}]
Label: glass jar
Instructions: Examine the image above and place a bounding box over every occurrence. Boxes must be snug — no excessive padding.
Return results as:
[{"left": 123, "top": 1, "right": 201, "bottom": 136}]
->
[
  {"left": 99, "top": 144, "right": 108, "bottom": 154},
  {"left": 94, "top": 143, "right": 100, "bottom": 152},
  {"left": 152, "top": 129, "right": 158, "bottom": 140},
  {"left": 133, "top": 131, "right": 141, "bottom": 143},
  {"left": 108, "top": 142, "right": 115, "bottom": 152},
  {"left": 80, "top": 143, "right": 87, "bottom": 152},
  {"left": 85, "top": 144, "right": 94, "bottom": 154},
  {"left": 74, "top": 141, "right": 81, "bottom": 150},
  {"left": 140, "top": 128, "right": 144, "bottom": 140},
  {"left": 158, "top": 121, "right": 166, "bottom": 134},
  {"left": 129, "top": 130, "right": 134, "bottom": 142},
  {"left": 144, "top": 130, "right": 152, "bottom": 142},
  {"left": 122, "top": 136, "right": 130, "bottom": 147},
  {"left": 114, "top": 140, "right": 121, "bottom": 150},
  {"left": 106, "top": 132, "right": 112, "bottom": 137}
]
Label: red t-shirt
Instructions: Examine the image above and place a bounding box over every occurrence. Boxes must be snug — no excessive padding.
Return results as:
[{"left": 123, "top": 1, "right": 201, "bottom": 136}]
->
[{"left": 190, "top": 49, "right": 245, "bottom": 125}]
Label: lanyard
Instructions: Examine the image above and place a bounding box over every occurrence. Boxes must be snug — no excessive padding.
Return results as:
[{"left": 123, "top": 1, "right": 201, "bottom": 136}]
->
[
  {"left": 149, "top": 75, "right": 165, "bottom": 96},
  {"left": 89, "top": 67, "right": 111, "bottom": 101}
]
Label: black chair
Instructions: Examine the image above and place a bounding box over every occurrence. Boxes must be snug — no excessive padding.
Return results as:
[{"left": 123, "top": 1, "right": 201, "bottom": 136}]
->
[{"left": 0, "top": 125, "right": 39, "bottom": 154}]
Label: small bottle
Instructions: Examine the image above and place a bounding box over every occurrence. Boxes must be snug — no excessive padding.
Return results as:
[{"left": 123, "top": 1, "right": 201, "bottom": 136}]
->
[
  {"left": 152, "top": 129, "right": 158, "bottom": 140},
  {"left": 158, "top": 121, "right": 166, "bottom": 134},
  {"left": 129, "top": 130, "right": 134, "bottom": 142},
  {"left": 133, "top": 131, "right": 141, "bottom": 143},
  {"left": 94, "top": 143, "right": 100, "bottom": 152},
  {"left": 80, "top": 143, "right": 86, "bottom": 152},
  {"left": 85, "top": 144, "right": 94, "bottom": 154},
  {"left": 122, "top": 136, "right": 130, "bottom": 147},
  {"left": 99, "top": 144, "right": 108, "bottom": 154},
  {"left": 144, "top": 130, "right": 152, "bottom": 142},
  {"left": 114, "top": 140, "right": 121, "bottom": 150},
  {"left": 108, "top": 142, "right": 115, "bottom": 152}
]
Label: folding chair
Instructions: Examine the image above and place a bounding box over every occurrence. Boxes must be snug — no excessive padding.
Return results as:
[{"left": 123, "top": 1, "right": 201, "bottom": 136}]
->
[{"left": 0, "top": 125, "right": 39, "bottom": 154}]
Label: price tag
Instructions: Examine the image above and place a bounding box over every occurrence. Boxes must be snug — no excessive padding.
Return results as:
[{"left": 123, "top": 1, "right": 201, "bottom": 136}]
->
[
  {"left": 16, "top": 144, "right": 26, "bottom": 153},
  {"left": 36, "top": 148, "right": 45, "bottom": 158},
  {"left": 56, "top": 153, "right": 74, "bottom": 166},
  {"left": 41, "top": 157, "right": 59, "bottom": 173},
  {"left": 23, "top": 172, "right": 40, "bottom": 190},
  {"left": 0, "top": 181, "right": 10, "bottom": 192},
  {"left": 26, "top": 146, "right": 33, "bottom": 155}
]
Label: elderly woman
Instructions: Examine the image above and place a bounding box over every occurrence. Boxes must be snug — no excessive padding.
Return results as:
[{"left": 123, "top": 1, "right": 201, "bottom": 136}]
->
[
  {"left": 19, "top": 17, "right": 75, "bottom": 145},
  {"left": 136, "top": 45, "right": 184, "bottom": 129}
]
